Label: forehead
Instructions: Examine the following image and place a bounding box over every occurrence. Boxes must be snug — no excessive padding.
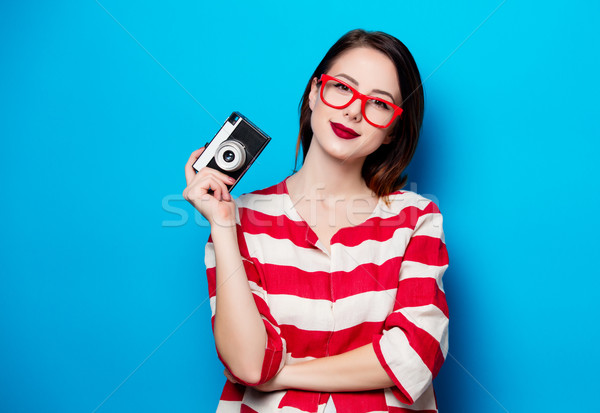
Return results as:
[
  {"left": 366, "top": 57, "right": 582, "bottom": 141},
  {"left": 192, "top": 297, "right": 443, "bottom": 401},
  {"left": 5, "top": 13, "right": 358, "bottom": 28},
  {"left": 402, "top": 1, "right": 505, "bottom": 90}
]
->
[{"left": 327, "top": 47, "right": 401, "bottom": 100}]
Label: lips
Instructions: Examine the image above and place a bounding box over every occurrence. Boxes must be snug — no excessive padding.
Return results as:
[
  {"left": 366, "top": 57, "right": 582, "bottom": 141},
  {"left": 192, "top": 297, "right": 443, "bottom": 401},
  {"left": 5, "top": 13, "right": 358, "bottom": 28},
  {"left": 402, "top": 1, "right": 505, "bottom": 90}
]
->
[{"left": 330, "top": 122, "right": 360, "bottom": 139}]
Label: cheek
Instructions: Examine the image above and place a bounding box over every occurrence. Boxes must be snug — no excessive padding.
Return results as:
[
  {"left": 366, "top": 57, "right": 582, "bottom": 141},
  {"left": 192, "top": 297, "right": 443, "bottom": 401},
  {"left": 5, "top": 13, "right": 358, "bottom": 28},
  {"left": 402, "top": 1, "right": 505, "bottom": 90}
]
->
[
  {"left": 309, "top": 108, "right": 323, "bottom": 136},
  {"left": 364, "top": 130, "right": 392, "bottom": 152},
  {"left": 310, "top": 100, "right": 328, "bottom": 129}
]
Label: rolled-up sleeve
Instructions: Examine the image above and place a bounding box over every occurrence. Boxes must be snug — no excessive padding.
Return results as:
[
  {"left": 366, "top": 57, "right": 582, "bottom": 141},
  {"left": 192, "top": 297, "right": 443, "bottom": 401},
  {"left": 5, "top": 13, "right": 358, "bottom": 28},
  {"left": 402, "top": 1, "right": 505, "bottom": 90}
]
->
[
  {"left": 205, "top": 228, "right": 287, "bottom": 386},
  {"left": 372, "top": 200, "right": 449, "bottom": 404}
]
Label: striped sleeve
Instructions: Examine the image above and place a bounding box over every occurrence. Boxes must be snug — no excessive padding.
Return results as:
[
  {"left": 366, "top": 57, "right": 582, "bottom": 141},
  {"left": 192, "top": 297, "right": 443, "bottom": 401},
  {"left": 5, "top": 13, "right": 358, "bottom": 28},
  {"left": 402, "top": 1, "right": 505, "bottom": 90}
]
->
[
  {"left": 372, "top": 200, "right": 449, "bottom": 405},
  {"left": 205, "top": 228, "right": 287, "bottom": 386}
]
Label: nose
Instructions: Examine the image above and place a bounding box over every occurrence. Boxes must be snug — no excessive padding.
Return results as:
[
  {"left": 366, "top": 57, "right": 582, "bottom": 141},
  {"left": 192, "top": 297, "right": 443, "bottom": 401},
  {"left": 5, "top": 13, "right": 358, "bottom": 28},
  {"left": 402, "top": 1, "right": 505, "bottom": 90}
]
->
[{"left": 343, "top": 98, "right": 363, "bottom": 122}]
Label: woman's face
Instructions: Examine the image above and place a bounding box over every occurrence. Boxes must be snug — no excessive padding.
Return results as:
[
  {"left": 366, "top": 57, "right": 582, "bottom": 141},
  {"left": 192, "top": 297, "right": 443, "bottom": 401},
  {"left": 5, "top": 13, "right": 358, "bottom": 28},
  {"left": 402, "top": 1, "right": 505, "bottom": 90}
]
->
[{"left": 308, "top": 47, "right": 402, "bottom": 165}]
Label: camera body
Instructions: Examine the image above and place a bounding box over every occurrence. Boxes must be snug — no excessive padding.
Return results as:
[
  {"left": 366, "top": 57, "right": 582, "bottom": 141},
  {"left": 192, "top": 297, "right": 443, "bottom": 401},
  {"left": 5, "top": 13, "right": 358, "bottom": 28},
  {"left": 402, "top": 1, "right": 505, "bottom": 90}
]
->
[{"left": 193, "top": 112, "right": 271, "bottom": 191}]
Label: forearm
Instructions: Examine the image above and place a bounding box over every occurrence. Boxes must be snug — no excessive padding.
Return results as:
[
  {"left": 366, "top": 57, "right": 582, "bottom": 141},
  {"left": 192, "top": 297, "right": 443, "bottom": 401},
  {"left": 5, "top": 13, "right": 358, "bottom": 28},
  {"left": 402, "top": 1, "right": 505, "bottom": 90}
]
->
[
  {"left": 211, "top": 224, "right": 266, "bottom": 383},
  {"left": 278, "top": 343, "right": 394, "bottom": 392}
]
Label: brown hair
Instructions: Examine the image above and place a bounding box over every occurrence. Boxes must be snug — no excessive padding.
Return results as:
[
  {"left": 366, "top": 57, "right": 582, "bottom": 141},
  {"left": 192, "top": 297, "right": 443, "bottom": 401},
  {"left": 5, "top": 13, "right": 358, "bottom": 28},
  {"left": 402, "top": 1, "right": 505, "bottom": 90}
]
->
[{"left": 295, "top": 29, "right": 425, "bottom": 198}]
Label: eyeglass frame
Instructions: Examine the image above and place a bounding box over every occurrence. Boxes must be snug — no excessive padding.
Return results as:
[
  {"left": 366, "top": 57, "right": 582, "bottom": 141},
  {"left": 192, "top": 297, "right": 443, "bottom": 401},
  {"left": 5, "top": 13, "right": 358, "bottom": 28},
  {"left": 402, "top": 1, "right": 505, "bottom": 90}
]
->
[{"left": 317, "top": 74, "right": 403, "bottom": 129}]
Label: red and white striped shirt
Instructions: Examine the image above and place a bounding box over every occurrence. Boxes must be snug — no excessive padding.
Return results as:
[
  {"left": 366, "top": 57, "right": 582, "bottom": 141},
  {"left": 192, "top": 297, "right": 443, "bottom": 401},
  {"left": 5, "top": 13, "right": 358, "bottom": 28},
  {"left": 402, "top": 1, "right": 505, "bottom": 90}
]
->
[{"left": 205, "top": 179, "right": 449, "bottom": 413}]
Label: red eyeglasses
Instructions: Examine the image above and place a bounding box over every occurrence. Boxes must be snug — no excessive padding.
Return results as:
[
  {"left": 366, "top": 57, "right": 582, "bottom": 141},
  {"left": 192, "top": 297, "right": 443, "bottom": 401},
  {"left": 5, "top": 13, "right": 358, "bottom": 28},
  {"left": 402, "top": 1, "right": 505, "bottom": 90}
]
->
[{"left": 318, "top": 74, "right": 403, "bottom": 128}]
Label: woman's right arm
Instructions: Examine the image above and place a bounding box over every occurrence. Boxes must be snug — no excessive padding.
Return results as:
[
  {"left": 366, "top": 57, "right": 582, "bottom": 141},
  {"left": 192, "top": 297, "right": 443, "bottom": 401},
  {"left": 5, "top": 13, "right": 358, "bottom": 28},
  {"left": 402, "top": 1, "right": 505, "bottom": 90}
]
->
[{"left": 183, "top": 148, "right": 267, "bottom": 384}]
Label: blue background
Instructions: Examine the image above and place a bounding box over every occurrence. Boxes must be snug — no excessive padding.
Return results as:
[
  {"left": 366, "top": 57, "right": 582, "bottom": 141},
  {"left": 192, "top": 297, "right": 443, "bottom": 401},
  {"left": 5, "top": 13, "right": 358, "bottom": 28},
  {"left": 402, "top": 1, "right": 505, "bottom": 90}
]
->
[{"left": 1, "top": 1, "right": 599, "bottom": 412}]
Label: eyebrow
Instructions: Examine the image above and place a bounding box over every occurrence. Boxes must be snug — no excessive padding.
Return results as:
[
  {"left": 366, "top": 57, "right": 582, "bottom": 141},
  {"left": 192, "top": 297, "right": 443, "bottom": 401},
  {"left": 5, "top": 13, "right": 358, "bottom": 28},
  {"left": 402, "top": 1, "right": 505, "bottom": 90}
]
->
[{"left": 334, "top": 72, "right": 398, "bottom": 104}]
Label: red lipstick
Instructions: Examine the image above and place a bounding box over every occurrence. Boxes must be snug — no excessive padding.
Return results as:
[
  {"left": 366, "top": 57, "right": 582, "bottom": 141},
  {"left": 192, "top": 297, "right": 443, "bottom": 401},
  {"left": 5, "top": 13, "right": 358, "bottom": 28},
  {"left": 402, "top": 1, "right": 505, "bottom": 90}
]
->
[{"left": 330, "top": 122, "right": 360, "bottom": 140}]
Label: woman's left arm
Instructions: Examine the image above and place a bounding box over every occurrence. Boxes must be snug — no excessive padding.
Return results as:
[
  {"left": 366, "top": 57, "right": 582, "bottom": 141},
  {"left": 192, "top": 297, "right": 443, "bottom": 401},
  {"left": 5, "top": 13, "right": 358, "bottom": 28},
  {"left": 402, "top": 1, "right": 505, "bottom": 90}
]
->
[{"left": 256, "top": 343, "right": 393, "bottom": 392}]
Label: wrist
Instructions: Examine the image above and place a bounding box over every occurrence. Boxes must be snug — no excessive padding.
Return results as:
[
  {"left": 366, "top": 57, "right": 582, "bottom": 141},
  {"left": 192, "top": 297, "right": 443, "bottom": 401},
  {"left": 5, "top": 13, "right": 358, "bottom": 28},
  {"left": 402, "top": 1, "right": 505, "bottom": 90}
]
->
[
  {"left": 209, "top": 221, "right": 238, "bottom": 241},
  {"left": 275, "top": 364, "right": 294, "bottom": 390},
  {"left": 204, "top": 198, "right": 237, "bottom": 229}
]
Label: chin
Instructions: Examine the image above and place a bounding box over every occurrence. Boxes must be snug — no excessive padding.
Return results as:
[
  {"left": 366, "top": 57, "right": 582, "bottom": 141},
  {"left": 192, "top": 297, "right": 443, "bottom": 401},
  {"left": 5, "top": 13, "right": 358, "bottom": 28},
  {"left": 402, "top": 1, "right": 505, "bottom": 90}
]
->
[{"left": 325, "top": 141, "right": 365, "bottom": 164}]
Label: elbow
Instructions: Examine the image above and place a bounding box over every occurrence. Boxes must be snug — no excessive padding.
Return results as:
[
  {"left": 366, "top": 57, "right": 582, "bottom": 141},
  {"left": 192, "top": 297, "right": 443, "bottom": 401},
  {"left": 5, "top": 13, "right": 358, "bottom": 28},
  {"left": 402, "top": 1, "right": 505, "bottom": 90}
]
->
[
  {"left": 228, "top": 362, "right": 263, "bottom": 385},
  {"left": 215, "top": 339, "right": 264, "bottom": 384},
  {"left": 214, "top": 325, "right": 267, "bottom": 385}
]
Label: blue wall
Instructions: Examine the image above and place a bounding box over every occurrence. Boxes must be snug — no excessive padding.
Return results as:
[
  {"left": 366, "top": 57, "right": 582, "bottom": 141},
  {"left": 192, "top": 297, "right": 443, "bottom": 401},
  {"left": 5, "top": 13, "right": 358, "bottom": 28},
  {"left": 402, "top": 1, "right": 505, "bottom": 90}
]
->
[{"left": 1, "top": 1, "right": 599, "bottom": 412}]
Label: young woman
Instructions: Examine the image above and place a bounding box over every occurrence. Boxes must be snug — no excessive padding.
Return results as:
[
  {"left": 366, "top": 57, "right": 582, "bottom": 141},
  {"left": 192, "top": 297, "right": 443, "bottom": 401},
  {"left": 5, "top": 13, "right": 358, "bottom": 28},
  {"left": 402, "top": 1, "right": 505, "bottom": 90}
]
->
[{"left": 184, "top": 29, "right": 449, "bottom": 413}]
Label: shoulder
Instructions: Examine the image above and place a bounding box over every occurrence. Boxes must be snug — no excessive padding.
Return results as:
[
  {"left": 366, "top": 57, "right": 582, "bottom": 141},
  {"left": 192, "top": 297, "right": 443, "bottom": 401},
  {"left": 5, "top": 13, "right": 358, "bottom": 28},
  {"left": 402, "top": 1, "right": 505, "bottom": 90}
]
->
[
  {"left": 236, "top": 180, "right": 285, "bottom": 201},
  {"left": 383, "top": 190, "right": 442, "bottom": 216},
  {"left": 382, "top": 190, "right": 445, "bottom": 242},
  {"left": 233, "top": 179, "right": 301, "bottom": 226},
  {"left": 376, "top": 190, "right": 444, "bottom": 234},
  {"left": 234, "top": 180, "right": 287, "bottom": 211}
]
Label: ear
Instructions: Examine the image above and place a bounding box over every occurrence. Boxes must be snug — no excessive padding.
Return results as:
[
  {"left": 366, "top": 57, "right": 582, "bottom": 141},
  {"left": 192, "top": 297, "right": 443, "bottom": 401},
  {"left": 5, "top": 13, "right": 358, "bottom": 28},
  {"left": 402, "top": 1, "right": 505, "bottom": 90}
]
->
[
  {"left": 308, "top": 77, "right": 319, "bottom": 111},
  {"left": 383, "top": 130, "right": 394, "bottom": 145},
  {"left": 383, "top": 119, "right": 400, "bottom": 144}
]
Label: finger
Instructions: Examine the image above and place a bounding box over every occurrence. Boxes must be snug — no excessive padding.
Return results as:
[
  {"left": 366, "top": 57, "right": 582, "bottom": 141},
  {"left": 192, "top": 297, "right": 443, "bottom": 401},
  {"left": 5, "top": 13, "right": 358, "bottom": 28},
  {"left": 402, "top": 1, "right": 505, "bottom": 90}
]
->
[
  {"left": 195, "top": 172, "right": 233, "bottom": 201},
  {"left": 198, "top": 167, "right": 237, "bottom": 187},
  {"left": 201, "top": 175, "right": 230, "bottom": 202},
  {"left": 184, "top": 175, "right": 218, "bottom": 203},
  {"left": 209, "top": 178, "right": 223, "bottom": 201},
  {"left": 213, "top": 176, "right": 232, "bottom": 201},
  {"left": 185, "top": 147, "right": 205, "bottom": 185},
  {"left": 214, "top": 177, "right": 232, "bottom": 202}
]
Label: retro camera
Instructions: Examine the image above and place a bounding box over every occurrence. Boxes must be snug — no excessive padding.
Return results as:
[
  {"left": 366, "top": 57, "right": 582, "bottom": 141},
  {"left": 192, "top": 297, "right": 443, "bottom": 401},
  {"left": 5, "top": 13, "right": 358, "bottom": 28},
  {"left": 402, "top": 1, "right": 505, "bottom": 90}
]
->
[{"left": 192, "top": 112, "right": 271, "bottom": 191}]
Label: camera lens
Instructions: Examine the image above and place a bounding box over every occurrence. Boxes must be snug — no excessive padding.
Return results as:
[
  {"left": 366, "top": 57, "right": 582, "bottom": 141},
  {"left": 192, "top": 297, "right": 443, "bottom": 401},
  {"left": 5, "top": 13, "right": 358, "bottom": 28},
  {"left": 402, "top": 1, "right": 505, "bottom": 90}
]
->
[
  {"left": 215, "top": 140, "right": 246, "bottom": 172},
  {"left": 223, "top": 150, "right": 235, "bottom": 163}
]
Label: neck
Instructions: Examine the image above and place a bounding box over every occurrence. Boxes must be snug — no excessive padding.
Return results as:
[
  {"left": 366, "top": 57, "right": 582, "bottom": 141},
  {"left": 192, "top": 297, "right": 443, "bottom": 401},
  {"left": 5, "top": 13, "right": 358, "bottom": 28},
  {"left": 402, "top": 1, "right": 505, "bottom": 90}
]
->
[{"left": 290, "top": 141, "right": 372, "bottom": 200}]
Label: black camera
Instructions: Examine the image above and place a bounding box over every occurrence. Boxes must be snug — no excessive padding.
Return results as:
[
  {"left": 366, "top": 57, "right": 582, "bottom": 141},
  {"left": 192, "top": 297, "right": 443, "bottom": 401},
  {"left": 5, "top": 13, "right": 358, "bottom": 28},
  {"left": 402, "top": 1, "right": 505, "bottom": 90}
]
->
[{"left": 192, "top": 112, "right": 271, "bottom": 191}]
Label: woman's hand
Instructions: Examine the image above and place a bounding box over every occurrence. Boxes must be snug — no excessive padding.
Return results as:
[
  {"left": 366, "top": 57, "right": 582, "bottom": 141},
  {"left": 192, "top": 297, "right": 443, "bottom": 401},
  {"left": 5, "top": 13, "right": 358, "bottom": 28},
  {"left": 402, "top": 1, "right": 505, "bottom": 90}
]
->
[{"left": 183, "top": 147, "right": 237, "bottom": 227}]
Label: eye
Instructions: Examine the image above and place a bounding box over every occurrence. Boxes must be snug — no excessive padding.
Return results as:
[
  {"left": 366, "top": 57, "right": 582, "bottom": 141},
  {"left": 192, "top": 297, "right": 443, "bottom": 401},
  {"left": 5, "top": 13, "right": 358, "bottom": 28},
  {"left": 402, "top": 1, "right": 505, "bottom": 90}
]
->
[
  {"left": 334, "top": 82, "right": 352, "bottom": 93},
  {"left": 370, "top": 99, "right": 390, "bottom": 110}
]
